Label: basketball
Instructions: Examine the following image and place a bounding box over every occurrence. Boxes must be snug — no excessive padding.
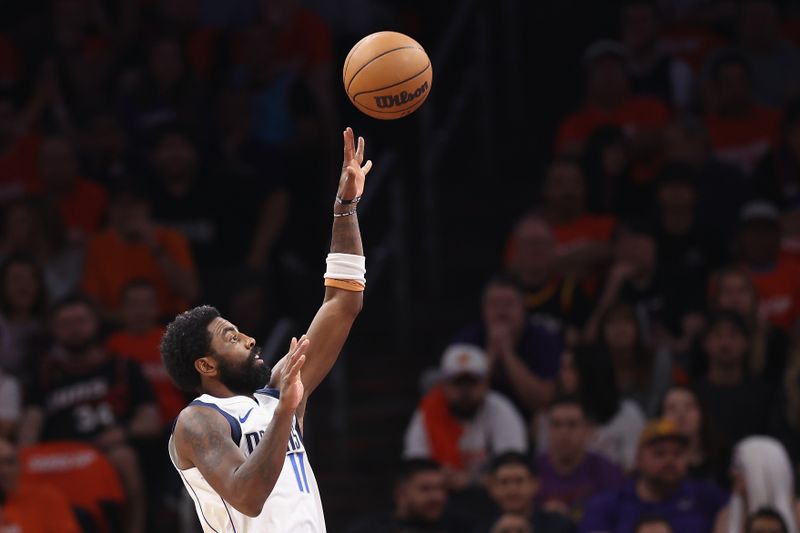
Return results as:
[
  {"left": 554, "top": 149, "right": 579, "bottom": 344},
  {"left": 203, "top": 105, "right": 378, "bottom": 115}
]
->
[{"left": 343, "top": 31, "right": 433, "bottom": 120}]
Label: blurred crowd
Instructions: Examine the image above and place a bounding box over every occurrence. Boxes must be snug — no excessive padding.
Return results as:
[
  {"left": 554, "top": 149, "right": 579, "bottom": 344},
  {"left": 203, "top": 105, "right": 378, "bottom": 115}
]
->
[
  {"left": 348, "top": 0, "right": 800, "bottom": 532},
  {"left": 3, "top": 0, "right": 800, "bottom": 532}
]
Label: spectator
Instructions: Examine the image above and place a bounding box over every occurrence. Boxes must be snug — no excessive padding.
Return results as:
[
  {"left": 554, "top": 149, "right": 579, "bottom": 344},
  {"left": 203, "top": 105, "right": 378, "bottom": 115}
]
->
[
  {"left": 556, "top": 40, "right": 670, "bottom": 160},
  {"left": 34, "top": 136, "right": 108, "bottom": 242},
  {"left": 0, "top": 254, "right": 49, "bottom": 379},
  {"left": 738, "top": 0, "right": 800, "bottom": 108},
  {"left": 713, "top": 437, "right": 800, "bottom": 533},
  {"left": 581, "top": 418, "right": 728, "bottom": 533},
  {"left": 19, "top": 294, "right": 161, "bottom": 533},
  {"left": 535, "top": 396, "right": 625, "bottom": 523},
  {"left": 708, "top": 266, "right": 788, "bottom": 387},
  {"left": 695, "top": 312, "right": 773, "bottom": 448},
  {"left": 345, "top": 459, "right": 468, "bottom": 533},
  {"left": 403, "top": 344, "right": 527, "bottom": 490},
  {"left": 653, "top": 164, "right": 729, "bottom": 344},
  {"left": 581, "top": 126, "right": 649, "bottom": 218},
  {"left": 453, "top": 274, "right": 561, "bottom": 418},
  {"left": 506, "top": 214, "right": 594, "bottom": 339},
  {"left": 539, "top": 157, "right": 616, "bottom": 281},
  {"left": 659, "top": 385, "right": 729, "bottom": 485},
  {"left": 146, "top": 127, "right": 288, "bottom": 272},
  {"left": 476, "top": 452, "right": 575, "bottom": 533},
  {"left": 635, "top": 516, "right": 674, "bottom": 533},
  {"left": 586, "top": 220, "right": 667, "bottom": 344},
  {"left": 0, "top": 97, "right": 41, "bottom": 204},
  {"left": 82, "top": 184, "right": 198, "bottom": 320},
  {"left": 736, "top": 201, "right": 800, "bottom": 333},
  {"left": 78, "top": 113, "right": 139, "bottom": 186},
  {"left": 0, "top": 198, "right": 84, "bottom": 302},
  {"left": 662, "top": 116, "right": 747, "bottom": 235},
  {"left": 538, "top": 348, "right": 646, "bottom": 471},
  {"left": 703, "top": 49, "right": 781, "bottom": 176},
  {"left": 106, "top": 280, "right": 185, "bottom": 426},
  {"left": 595, "top": 303, "right": 672, "bottom": 416},
  {"left": 621, "top": 0, "right": 694, "bottom": 109},
  {"left": 0, "top": 438, "right": 80, "bottom": 532},
  {"left": 746, "top": 508, "right": 790, "bottom": 533}
]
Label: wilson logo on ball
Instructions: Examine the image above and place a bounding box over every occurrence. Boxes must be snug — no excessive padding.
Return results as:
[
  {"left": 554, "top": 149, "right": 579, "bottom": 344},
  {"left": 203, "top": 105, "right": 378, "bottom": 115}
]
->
[{"left": 373, "top": 80, "right": 429, "bottom": 109}]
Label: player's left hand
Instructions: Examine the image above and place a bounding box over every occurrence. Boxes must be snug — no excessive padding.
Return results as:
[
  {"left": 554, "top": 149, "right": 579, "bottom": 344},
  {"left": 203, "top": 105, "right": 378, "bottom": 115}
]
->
[{"left": 337, "top": 127, "right": 372, "bottom": 202}]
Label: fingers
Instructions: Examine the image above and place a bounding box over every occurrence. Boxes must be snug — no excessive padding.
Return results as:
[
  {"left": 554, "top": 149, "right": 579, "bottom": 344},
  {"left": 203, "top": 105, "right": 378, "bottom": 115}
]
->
[
  {"left": 343, "top": 128, "right": 354, "bottom": 162},
  {"left": 356, "top": 135, "right": 365, "bottom": 163},
  {"left": 362, "top": 160, "right": 373, "bottom": 176},
  {"left": 287, "top": 353, "right": 306, "bottom": 379}
]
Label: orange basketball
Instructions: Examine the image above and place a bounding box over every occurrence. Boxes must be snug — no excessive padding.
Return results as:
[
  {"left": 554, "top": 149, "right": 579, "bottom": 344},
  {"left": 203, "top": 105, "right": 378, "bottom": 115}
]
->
[{"left": 343, "top": 31, "right": 433, "bottom": 120}]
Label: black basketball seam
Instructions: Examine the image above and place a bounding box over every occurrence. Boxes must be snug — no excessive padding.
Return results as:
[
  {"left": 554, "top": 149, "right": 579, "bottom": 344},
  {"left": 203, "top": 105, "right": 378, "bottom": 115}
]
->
[
  {"left": 346, "top": 46, "right": 423, "bottom": 93},
  {"left": 353, "top": 93, "right": 427, "bottom": 115},
  {"left": 343, "top": 38, "right": 366, "bottom": 85},
  {"left": 351, "top": 62, "right": 431, "bottom": 101}
]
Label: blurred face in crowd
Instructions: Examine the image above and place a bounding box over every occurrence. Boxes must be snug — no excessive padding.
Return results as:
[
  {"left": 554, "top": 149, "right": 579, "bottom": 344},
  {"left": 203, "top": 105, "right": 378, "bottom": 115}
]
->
[
  {"left": 715, "top": 271, "right": 757, "bottom": 318},
  {"left": 740, "top": 0, "right": 781, "bottom": 50},
  {"left": 3, "top": 261, "right": 40, "bottom": 316},
  {"left": 489, "top": 463, "right": 538, "bottom": 516},
  {"left": 636, "top": 520, "right": 674, "bottom": 533},
  {"left": 229, "top": 284, "right": 268, "bottom": 339},
  {"left": 558, "top": 351, "right": 579, "bottom": 394},
  {"left": 154, "top": 133, "right": 198, "bottom": 185},
  {"left": 0, "top": 440, "right": 19, "bottom": 496},
  {"left": 548, "top": 403, "right": 589, "bottom": 464},
  {"left": 714, "top": 63, "right": 753, "bottom": 116},
  {"left": 510, "top": 217, "right": 555, "bottom": 284},
  {"left": 615, "top": 231, "right": 657, "bottom": 273},
  {"left": 749, "top": 515, "right": 788, "bottom": 533},
  {"left": 662, "top": 388, "right": 702, "bottom": 439},
  {"left": 738, "top": 220, "right": 781, "bottom": 266},
  {"left": 52, "top": 302, "right": 100, "bottom": 356},
  {"left": 395, "top": 469, "right": 447, "bottom": 523},
  {"left": 602, "top": 138, "right": 630, "bottom": 177},
  {"left": 543, "top": 161, "right": 586, "bottom": 221},
  {"left": 663, "top": 122, "right": 709, "bottom": 167},
  {"left": 483, "top": 284, "right": 526, "bottom": 340},
  {"left": 603, "top": 308, "right": 638, "bottom": 352},
  {"left": 704, "top": 320, "right": 748, "bottom": 370},
  {"left": 658, "top": 181, "right": 696, "bottom": 235},
  {"left": 109, "top": 195, "right": 152, "bottom": 242},
  {"left": 121, "top": 284, "right": 159, "bottom": 332},
  {"left": 443, "top": 372, "right": 488, "bottom": 420},
  {"left": 260, "top": 0, "right": 299, "bottom": 28},
  {"left": 150, "top": 39, "right": 185, "bottom": 89},
  {"left": 39, "top": 138, "right": 80, "bottom": 194},
  {"left": 621, "top": 2, "right": 659, "bottom": 53},
  {"left": 587, "top": 56, "right": 629, "bottom": 107},
  {"left": 638, "top": 439, "right": 689, "bottom": 494}
]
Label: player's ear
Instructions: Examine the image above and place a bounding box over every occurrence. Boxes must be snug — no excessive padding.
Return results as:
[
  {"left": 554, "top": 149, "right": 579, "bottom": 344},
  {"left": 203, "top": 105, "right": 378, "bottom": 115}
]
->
[{"left": 195, "top": 356, "right": 217, "bottom": 377}]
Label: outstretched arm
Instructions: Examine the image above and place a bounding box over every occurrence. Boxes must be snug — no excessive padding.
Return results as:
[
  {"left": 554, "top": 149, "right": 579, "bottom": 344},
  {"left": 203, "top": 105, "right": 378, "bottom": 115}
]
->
[
  {"left": 174, "top": 341, "right": 307, "bottom": 517},
  {"left": 271, "top": 128, "right": 371, "bottom": 404}
]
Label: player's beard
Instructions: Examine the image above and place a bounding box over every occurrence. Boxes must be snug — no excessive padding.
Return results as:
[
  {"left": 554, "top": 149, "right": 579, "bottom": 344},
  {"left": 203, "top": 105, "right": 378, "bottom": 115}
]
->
[{"left": 216, "top": 346, "right": 272, "bottom": 395}]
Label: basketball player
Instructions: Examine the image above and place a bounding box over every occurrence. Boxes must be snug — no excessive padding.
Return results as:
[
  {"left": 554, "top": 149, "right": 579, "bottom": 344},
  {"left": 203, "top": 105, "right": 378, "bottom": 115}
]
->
[{"left": 161, "top": 127, "right": 371, "bottom": 532}]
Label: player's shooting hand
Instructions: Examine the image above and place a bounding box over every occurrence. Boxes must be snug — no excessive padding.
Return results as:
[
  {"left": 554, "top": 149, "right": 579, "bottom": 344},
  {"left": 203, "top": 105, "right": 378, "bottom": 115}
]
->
[
  {"left": 337, "top": 127, "right": 372, "bottom": 202},
  {"left": 277, "top": 337, "right": 308, "bottom": 414}
]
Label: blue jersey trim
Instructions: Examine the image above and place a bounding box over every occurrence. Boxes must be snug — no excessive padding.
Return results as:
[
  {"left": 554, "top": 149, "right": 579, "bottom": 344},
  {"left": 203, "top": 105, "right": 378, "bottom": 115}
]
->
[
  {"left": 255, "top": 387, "right": 280, "bottom": 399},
  {"left": 189, "top": 400, "right": 242, "bottom": 445}
]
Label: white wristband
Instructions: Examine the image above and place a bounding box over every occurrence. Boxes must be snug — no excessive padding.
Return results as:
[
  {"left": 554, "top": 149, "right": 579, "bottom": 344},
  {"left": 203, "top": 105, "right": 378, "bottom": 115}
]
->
[{"left": 324, "top": 253, "right": 366, "bottom": 284}]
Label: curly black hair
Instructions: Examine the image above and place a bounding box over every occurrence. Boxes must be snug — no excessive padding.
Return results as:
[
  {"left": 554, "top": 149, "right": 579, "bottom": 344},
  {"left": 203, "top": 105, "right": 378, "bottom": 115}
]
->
[{"left": 160, "top": 305, "right": 220, "bottom": 393}]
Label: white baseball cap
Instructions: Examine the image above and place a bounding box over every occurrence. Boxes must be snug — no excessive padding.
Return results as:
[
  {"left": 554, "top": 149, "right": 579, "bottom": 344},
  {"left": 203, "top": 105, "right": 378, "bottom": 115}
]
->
[{"left": 440, "top": 344, "right": 489, "bottom": 378}]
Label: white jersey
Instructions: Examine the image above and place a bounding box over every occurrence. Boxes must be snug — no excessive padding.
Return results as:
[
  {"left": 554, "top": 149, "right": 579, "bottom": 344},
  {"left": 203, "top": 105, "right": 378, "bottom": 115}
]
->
[{"left": 169, "top": 387, "right": 326, "bottom": 532}]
